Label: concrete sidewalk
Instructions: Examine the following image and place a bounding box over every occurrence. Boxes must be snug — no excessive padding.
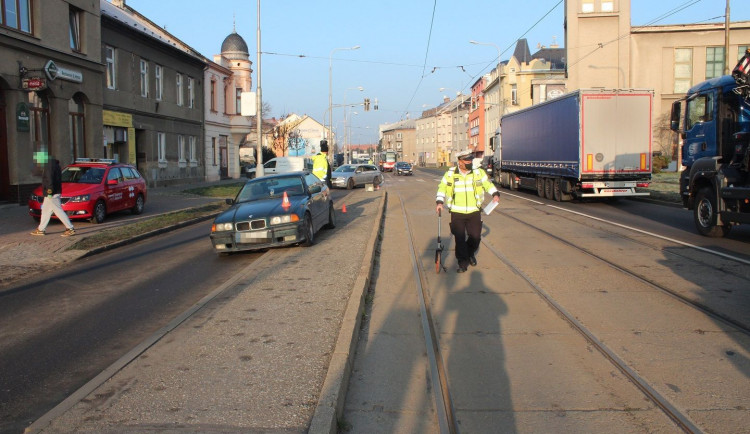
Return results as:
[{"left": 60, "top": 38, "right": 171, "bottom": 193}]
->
[
  {"left": 22, "top": 187, "right": 386, "bottom": 433},
  {"left": 0, "top": 179, "right": 240, "bottom": 288}
]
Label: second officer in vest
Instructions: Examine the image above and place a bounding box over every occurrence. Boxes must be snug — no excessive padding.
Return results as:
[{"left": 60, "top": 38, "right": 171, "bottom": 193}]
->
[{"left": 435, "top": 149, "right": 500, "bottom": 273}]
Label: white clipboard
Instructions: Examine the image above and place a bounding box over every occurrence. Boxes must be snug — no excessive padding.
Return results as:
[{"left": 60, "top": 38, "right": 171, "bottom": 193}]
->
[{"left": 483, "top": 200, "right": 498, "bottom": 215}]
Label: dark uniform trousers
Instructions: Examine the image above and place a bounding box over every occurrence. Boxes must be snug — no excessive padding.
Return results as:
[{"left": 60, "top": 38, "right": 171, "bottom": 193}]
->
[{"left": 449, "top": 210, "right": 482, "bottom": 268}]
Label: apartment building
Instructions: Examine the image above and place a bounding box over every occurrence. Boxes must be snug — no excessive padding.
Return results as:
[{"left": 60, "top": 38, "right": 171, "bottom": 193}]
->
[
  {"left": 0, "top": 0, "right": 103, "bottom": 205},
  {"left": 101, "top": 0, "right": 205, "bottom": 188},
  {"left": 381, "top": 119, "right": 416, "bottom": 164},
  {"left": 565, "top": 0, "right": 750, "bottom": 158}
]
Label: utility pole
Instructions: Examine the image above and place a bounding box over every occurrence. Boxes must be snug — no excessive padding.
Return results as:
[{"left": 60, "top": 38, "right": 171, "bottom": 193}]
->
[
  {"left": 255, "top": 0, "right": 264, "bottom": 177},
  {"left": 725, "top": 0, "right": 731, "bottom": 75}
]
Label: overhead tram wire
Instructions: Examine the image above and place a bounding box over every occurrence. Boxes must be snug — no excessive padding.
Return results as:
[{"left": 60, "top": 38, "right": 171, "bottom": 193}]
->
[
  {"left": 401, "top": 0, "right": 438, "bottom": 121},
  {"left": 461, "top": 0, "right": 564, "bottom": 90}
]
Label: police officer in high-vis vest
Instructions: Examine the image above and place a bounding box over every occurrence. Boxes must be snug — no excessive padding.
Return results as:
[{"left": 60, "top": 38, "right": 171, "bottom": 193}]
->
[
  {"left": 436, "top": 149, "right": 500, "bottom": 273},
  {"left": 312, "top": 140, "right": 332, "bottom": 188}
]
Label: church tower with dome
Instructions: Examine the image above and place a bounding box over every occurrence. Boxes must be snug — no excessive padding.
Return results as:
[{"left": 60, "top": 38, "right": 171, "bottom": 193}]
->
[
  {"left": 215, "top": 27, "right": 253, "bottom": 108},
  {"left": 203, "top": 26, "right": 254, "bottom": 181}
]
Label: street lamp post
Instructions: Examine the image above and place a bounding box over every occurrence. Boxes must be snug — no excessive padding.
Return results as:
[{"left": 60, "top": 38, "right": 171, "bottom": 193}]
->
[
  {"left": 343, "top": 86, "right": 364, "bottom": 163},
  {"left": 348, "top": 111, "right": 358, "bottom": 162},
  {"left": 328, "top": 45, "right": 360, "bottom": 154}
]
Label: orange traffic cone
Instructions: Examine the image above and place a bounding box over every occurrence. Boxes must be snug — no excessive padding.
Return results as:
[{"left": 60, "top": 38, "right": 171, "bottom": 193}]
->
[
  {"left": 342, "top": 204, "right": 347, "bottom": 213},
  {"left": 282, "top": 191, "right": 291, "bottom": 210}
]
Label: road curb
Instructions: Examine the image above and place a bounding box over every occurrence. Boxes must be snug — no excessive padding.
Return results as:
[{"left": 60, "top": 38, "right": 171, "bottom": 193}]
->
[
  {"left": 308, "top": 190, "right": 388, "bottom": 434},
  {"left": 80, "top": 212, "right": 220, "bottom": 258}
]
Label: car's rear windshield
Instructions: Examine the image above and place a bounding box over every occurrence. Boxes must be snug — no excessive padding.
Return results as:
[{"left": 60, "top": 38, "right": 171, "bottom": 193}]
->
[
  {"left": 236, "top": 176, "right": 306, "bottom": 203},
  {"left": 62, "top": 166, "right": 105, "bottom": 184},
  {"left": 334, "top": 165, "right": 355, "bottom": 173}
]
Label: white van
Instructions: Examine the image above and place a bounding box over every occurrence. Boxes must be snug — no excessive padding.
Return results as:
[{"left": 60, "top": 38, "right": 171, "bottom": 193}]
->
[{"left": 246, "top": 156, "right": 314, "bottom": 178}]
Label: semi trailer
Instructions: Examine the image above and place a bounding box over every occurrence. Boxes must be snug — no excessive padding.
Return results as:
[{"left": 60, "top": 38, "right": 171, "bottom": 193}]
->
[{"left": 490, "top": 89, "right": 653, "bottom": 201}]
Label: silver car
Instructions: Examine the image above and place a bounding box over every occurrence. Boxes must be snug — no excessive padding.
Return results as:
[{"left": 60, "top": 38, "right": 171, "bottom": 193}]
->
[{"left": 331, "top": 164, "right": 383, "bottom": 189}]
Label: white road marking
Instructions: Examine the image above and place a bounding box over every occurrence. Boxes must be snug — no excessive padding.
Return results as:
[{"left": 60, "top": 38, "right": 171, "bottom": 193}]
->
[{"left": 501, "top": 192, "right": 750, "bottom": 266}]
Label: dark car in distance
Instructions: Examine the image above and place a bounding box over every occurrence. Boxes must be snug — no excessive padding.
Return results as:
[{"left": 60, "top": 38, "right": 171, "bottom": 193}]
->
[
  {"left": 210, "top": 172, "right": 335, "bottom": 254},
  {"left": 395, "top": 161, "right": 413, "bottom": 176},
  {"left": 28, "top": 158, "right": 147, "bottom": 224}
]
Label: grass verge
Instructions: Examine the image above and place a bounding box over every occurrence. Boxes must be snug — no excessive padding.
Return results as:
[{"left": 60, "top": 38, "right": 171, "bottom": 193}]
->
[
  {"left": 67, "top": 202, "right": 229, "bottom": 251},
  {"left": 182, "top": 182, "right": 244, "bottom": 198},
  {"left": 639, "top": 171, "right": 681, "bottom": 203}
]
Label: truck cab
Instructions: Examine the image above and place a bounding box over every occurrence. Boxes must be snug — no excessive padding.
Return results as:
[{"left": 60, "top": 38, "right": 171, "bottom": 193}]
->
[{"left": 671, "top": 75, "right": 750, "bottom": 236}]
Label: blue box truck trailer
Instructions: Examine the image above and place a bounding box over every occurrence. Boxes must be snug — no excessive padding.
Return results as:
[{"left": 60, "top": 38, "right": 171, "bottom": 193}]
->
[{"left": 490, "top": 89, "right": 653, "bottom": 201}]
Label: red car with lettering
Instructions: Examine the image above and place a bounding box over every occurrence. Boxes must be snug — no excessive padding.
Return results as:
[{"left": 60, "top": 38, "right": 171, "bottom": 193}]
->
[{"left": 28, "top": 159, "right": 147, "bottom": 224}]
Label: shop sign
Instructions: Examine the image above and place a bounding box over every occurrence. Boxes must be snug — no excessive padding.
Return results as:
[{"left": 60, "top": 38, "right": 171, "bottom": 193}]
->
[
  {"left": 22, "top": 77, "right": 46, "bottom": 91},
  {"left": 16, "top": 102, "right": 30, "bottom": 132},
  {"left": 44, "top": 60, "right": 83, "bottom": 83}
]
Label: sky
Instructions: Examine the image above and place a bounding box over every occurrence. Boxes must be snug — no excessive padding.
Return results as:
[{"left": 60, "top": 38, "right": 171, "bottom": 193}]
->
[{"left": 124, "top": 0, "right": 750, "bottom": 145}]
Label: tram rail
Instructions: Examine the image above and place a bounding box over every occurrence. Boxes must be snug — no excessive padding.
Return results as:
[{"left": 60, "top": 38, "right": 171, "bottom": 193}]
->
[{"left": 392, "top": 188, "right": 750, "bottom": 433}]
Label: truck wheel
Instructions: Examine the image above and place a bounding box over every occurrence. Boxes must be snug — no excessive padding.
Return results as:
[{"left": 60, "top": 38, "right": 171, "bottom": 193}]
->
[
  {"left": 544, "top": 178, "right": 554, "bottom": 200},
  {"left": 553, "top": 179, "right": 573, "bottom": 202},
  {"left": 694, "top": 187, "right": 731, "bottom": 237},
  {"left": 509, "top": 173, "right": 518, "bottom": 191},
  {"left": 536, "top": 178, "right": 545, "bottom": 197}
]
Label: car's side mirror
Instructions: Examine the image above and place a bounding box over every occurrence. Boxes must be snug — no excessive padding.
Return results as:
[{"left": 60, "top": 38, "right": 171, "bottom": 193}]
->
[
  {"left": 225, "top": 198, "right": 234, "bottom": 205},
  {"left": 309, "top": 185, "right": 322, "bottom": 194}
]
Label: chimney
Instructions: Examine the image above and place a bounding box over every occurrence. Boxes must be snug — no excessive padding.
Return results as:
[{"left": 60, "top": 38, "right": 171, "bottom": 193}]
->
[
  {"left": 111, "top": 0, "right": 126, "bottom": 7},
  {"left": 444, "top": 96, "right": 450, "bottom": 103}
]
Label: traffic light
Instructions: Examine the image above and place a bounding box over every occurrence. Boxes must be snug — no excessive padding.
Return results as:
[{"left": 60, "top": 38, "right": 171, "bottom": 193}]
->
[{"left": 364, "top": 97, "right": 370, "bottom": 111}]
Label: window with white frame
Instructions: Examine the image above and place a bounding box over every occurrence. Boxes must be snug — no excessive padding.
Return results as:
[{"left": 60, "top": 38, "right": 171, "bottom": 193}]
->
[
  {"left": 105, "top": 46, "right": 116, "bottom": 89},
  {"left": 235, "top": 88, "right": 242, "bottom": 114},
  {"left": 601, "top": 1, "right": 614, "bottom": 12},
  {"left": 154, "top": 65, "right": 163, "bottom": 101},
  {"left": 157, "top": 132, "right": 166, "bottom": 162},
  {"left": 140, "top": 59, "right": 149, "bottom": 97},
  {"left": 176, "top": 73, "right": 183, "bottom": 106},
  {"left": 706, "top": 47, "right": 725, "bottom": 80},
  {"left": 210, "top": 79, "right": 216, "bottom": 111},
  {"left": 511, "top": 84, "right": 518, "bottom": 105},
  {"left": 674, "top": 48, "right": 693, "bottom": 94},
  {"left": 189, "top": 136, "right": 197, "bottom": 164},
  {"left": 188, "top": 77, "right": 195, "bottom": 108},
  {"left": 178, "top": 135, "right": 186, "bottom": 163},
  {"left": 581, "top": 0, "right": 594, "bottom": 13},
  {"left": 69, "top": 6, "right": 81, "bottom": 51}
]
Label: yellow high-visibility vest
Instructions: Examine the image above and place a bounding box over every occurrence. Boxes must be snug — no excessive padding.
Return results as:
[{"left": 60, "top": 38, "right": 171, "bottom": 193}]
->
[{"left": 436, "top": 167, "right": 497, "bottom": 214}]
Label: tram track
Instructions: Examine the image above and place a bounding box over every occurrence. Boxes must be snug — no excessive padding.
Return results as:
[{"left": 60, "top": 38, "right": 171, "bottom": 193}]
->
[
  {"left": 394, "top": 188, "right": 750, "bottom": 433},
  {"left": 495, "top": 207, "right": 750, "bottom": 337},
  {"left": 399, "top": 193, "right": 458, "bottom": 434}
]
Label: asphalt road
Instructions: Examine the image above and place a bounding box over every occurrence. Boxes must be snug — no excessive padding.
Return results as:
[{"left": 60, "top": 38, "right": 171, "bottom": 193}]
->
[{"left": 0, "top": 221, "right": 263, "bottom": 434}]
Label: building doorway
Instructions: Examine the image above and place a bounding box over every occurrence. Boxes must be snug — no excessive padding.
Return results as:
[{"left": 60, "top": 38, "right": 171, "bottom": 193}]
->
[{"left": 219, "top": 134, "right": 228, "bottom": 178}]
